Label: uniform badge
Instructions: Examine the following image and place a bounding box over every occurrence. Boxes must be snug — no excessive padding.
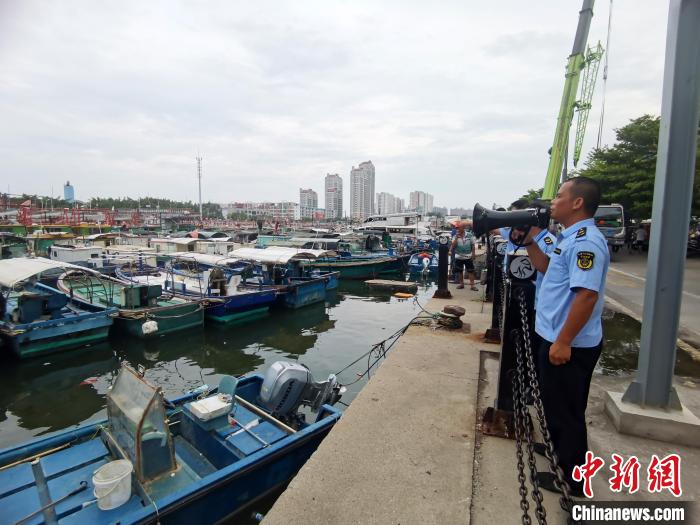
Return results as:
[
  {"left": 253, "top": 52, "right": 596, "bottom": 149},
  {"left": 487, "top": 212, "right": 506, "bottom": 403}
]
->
[
  {"left": 576, "top": 227, "right": 587, "bottom": 239},
  {"left": 544, "top": 237, "right": 553, "bottom": 245},
  {"left": 553, "top": 248, "right": 561, "bottom": 255},
  {"left": 577, "top": 251, "right": 595, "bottom": 270}
]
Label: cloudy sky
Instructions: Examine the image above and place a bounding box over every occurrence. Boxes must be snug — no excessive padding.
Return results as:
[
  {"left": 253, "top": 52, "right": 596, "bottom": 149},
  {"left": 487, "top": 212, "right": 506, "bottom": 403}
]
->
[{"left": 0, "top": 0, "right": 668, "bottom": 211}]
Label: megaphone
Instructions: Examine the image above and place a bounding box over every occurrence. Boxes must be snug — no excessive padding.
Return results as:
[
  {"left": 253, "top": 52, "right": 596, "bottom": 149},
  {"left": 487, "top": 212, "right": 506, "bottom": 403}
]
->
[{"left": 472, "top": 203, "right": 550, "bottom": 238}]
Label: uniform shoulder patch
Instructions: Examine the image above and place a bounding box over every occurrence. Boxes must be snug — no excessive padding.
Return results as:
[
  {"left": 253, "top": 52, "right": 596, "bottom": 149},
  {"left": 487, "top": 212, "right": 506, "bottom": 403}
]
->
[
  {"left": 543, "top": 236, "right": 553, "bottom": 245},
  {"left": 553, "top": 248, "right": 562, "bottom": 255},
  {"left": 576, "top": 251, "right": 595, "bottom": 270},
  {"left": 575, "top": 227, "right": 587, "bottom": 239}
]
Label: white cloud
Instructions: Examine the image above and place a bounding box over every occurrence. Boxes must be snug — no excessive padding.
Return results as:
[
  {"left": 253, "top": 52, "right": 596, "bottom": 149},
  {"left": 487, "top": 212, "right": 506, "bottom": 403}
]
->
[{"left": 0, "top": 0, "right": 669, "bottom": 210}]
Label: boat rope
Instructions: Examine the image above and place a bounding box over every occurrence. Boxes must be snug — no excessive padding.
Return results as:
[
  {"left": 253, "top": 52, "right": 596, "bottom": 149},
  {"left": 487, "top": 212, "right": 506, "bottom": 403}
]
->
[
  {"left": 145, "top": 303, "right": 205, "bottom": 320},
  {"left": 334, "top": 296, "right": 446, "bottom": 387}
]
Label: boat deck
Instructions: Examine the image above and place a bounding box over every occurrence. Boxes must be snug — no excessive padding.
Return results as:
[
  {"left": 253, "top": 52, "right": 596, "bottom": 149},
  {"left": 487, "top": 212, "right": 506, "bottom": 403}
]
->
[{"left": 0, "top": 401, "right": 288, "bottom": 525}]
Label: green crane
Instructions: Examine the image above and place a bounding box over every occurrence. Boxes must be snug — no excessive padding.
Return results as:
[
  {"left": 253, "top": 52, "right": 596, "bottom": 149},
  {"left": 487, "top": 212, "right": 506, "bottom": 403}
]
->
[{"left": 542, "top": 0, "right": 604, "bottom": 199}]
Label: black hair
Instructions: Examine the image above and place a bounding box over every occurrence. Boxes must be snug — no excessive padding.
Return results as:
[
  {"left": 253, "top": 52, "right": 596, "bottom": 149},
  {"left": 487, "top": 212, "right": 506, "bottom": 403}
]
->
[
  {"left": 566, "top": 176, "right": 601, "bottom": 215},
  {"left": 509, "top": 199, "right": 529, "bottom": 211}
]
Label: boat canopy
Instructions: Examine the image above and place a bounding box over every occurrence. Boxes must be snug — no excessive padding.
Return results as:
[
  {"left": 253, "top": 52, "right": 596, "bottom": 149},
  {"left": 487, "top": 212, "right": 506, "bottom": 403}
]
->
[
  {"left": 229, "top": 247, "right": 337, "bottom": 264},
  {"left": 168, "top": 252, "right": 242, "bottom": 267},
  {"left": 0, "top": 257, "right": 86, "bottom": 287}
]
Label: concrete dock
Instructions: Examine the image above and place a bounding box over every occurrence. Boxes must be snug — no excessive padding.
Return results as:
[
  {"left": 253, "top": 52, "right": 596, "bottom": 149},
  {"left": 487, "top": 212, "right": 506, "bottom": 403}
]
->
[{"left": 264, "top": 259, "right": 700, "bottom": 524}]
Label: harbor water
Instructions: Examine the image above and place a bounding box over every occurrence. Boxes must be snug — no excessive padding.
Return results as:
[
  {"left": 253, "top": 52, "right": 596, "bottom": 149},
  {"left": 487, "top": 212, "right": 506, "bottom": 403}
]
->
[
  {"left": 2, "top": 286, "right": 699, "bottom": 449},
  {"left": 0, "top": 279, "right": 438, "bottom": 448}
]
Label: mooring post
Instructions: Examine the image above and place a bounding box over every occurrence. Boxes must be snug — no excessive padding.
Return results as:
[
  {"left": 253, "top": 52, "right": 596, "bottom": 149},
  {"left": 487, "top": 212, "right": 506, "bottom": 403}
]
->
[
  {"left": 481, "top": 252, "right": 537, "bottom": 437},
  {"left": 433, "top": 235, "right": 452, "bottom": 299},
  {"left": 485, "top": 239, "right": 506, "bottom": 343}
]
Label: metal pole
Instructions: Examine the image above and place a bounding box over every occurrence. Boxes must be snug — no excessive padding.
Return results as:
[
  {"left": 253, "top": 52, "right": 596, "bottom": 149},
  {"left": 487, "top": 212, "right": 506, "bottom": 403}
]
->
[
  {"left": 622, "top": 0, "right": 700, "bottom": 409},
  {"left": 433, "top": 237, "right": 452, "bottom": 299},
  {"left": 197, "top": 155, "right": 203, "bottom": 222}
]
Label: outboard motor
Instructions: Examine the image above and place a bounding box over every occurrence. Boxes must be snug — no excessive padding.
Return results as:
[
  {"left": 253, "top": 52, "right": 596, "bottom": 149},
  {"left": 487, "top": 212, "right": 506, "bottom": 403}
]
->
[{"left": 259, "top": 361, "right": 345, "bottom": 426}]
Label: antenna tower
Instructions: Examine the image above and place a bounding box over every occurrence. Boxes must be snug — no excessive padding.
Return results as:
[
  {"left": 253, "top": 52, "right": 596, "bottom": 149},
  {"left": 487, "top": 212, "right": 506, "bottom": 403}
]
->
[{"left": 196, "top": 155, "right": 203, "bottom": 220}]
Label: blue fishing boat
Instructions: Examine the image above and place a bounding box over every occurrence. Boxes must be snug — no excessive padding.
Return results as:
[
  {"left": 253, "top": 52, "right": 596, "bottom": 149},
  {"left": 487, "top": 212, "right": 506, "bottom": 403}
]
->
[
  {"left": 160, "top": 254, "right": 278, "bottom": 324},
  {"left": 230, "top": 247, "right": 339, "bottom": 309},
  {"left": 408, "top": 251, "right": 439, "bottom": 273},
  {"left": 0, "top": 258, "right": 117, "bottom": 359},
  {"left": 0, "top": 362, "right": 343, "bottom": 524}
]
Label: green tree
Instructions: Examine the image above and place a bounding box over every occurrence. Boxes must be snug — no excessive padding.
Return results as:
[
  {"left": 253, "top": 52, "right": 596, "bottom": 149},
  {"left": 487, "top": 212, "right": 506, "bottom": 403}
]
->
[{"left": 574, "top": 115, "right": 700, "bottom": 220}]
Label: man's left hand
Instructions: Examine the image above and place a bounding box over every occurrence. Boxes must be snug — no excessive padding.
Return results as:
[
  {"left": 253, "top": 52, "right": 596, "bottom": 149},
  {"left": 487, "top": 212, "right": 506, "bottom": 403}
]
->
[{"left": 549, "top": 341, "right": 571, "bottom": 365}]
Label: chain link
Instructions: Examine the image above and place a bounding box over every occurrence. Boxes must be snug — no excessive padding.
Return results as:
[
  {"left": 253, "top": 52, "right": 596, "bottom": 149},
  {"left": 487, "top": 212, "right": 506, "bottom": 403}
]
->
[
  {"left": 513, "top": 331, "right": 547, "bottom": 524},
  {"left": 516, "top": 287, "right": 575, "bottom": 517}
]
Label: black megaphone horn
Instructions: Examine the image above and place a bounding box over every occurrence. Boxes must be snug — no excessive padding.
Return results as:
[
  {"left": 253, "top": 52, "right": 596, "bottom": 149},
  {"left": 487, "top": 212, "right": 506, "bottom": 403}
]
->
[{"left": 472, "top": 203, "right": 550, "bottom": 238}]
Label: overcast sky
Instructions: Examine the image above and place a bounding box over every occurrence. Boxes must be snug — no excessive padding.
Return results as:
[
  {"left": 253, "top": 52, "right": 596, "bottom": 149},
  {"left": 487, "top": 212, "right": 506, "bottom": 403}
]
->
[{"left": 0, "top": 1, "right": 669, "bottom": 211}]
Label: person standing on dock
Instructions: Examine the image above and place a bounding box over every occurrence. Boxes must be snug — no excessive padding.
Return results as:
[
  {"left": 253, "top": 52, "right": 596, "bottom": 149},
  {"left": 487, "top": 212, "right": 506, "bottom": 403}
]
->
[
  {"left": 522, "top": 176, "right": 609, "bottom": 497},
  {"left": 449, "top": 222, "right": 477, "bottom": 290}
]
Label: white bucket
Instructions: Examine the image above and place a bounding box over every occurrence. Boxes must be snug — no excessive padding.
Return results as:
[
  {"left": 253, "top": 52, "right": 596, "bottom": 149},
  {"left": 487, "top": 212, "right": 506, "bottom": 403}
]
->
[{"left": 92, "top": 459, "right": 133, "bottom": 510}]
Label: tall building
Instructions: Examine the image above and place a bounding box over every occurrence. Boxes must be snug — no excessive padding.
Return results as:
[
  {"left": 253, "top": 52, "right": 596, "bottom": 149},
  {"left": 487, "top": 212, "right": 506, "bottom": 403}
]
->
[
  {"left": 450, "top": 207, "right": 473, "bottom": 218},
  {"left": 397, "top": 198, "right": 405, "bottom": 213},
  {"left": 376, "top": 192, "right": 401, "bottom": 215},
  {"left": 350, "top": 161, "right": 375, "bottom": 219},
  {"left": 432, "top": 206, "right": 448, "bottom": 216},
  {"left": 229, "top": 201, "right": 300, "bottom": 221},
  {"left": 299, "top": 188, "right": 318, "bottom": 219},
  {"left": 63, "top": 181, "right": 75, "bottom": 204},
  {"left": 324, "top": 174, "right": 343, "bottom": 219},
  {"left": 409, "top": 191, "right": 434, "bottom": 213}
]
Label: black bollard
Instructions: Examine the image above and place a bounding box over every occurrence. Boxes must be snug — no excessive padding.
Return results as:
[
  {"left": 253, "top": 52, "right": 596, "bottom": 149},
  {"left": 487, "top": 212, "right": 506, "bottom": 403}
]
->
[
  {"left": 485, "top": 239, "right": 506, "bottom": 343},
  {"left": 433, "top": 235, "right": 452, "bottom": 299},
  {"left": 481, "top": 252, "right": 537, "bottom": 438}
]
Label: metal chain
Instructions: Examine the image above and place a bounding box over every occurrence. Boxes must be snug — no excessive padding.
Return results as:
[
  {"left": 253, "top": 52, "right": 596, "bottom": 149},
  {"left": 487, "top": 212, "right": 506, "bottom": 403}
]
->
[
  {"left": 513, "top": 331, "right": 547, "bottom": 524},
  {"left": 516, "top": 288, "right": 575, "bottom": 516},
  {"left": 511, "top": 358, "right": 532, "bottom": 525},
  {"left": 496, "top": 267, "right": 505, "bottom": 332}
]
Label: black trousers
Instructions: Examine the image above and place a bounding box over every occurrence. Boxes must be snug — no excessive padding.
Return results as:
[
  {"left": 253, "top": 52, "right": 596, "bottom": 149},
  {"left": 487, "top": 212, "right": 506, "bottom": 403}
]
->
[{"left": 537, "top": 338, "right": 602, "bottom": 491}]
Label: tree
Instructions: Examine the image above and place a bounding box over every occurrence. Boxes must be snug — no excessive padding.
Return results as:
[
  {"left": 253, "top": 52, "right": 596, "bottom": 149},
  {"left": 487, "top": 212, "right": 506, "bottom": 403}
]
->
[{"left": 574, "top": 115, "right": 700, "bottom": 220}]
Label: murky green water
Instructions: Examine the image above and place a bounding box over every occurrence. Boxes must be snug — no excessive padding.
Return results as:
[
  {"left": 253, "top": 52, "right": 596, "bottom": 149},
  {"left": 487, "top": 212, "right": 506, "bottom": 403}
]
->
[
  {"left": 0, "top": 280, "right": 438, "bottom": 448},
  {"left": 599, "top": 309, "right": 700, "bottom": 379}
]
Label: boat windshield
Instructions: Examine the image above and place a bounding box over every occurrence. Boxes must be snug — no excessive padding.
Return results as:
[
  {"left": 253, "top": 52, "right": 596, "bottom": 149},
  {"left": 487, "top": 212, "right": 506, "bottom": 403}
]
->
[{"left": 106, "top": 366, "right": 175, "bottom": 481}]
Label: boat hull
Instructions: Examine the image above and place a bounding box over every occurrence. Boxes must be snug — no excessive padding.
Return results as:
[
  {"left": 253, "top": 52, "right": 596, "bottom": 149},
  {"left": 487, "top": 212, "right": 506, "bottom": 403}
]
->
[
  {"left": 0, "top": 314, "right": 113, "bottom": 359},
  {"left": 0, "top": 376, "right": 341, "bottom": 525},
  {"left": 204, "top": 290, "right": 277, "bottom": 324},
  {"left": 114, "top": 302, "right": 204, "bottom": 338},
  {"left": 305, "top": 257, "right": 402, "bottom": 280}
]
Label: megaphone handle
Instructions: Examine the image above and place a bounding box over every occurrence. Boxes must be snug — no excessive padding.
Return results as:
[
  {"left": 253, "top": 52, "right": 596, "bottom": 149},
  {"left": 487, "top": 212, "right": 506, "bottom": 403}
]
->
[{"left": 509, "top": 226, "right": 533, "bottom": 248}]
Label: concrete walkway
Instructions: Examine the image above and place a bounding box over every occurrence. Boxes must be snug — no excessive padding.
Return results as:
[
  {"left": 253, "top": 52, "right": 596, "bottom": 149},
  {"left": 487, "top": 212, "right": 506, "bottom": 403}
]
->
[
  {"left": 264, "top": 279, "right": 700, "bottom": 524},
  {"left": 264, "top": 284, "right": 492, "bottom": 525}
]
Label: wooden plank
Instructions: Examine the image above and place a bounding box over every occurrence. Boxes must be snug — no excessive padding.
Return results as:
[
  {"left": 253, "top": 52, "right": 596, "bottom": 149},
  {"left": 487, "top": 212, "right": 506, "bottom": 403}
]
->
[{"left": 364, "top": 280, "right": 418, "bottom": 292}]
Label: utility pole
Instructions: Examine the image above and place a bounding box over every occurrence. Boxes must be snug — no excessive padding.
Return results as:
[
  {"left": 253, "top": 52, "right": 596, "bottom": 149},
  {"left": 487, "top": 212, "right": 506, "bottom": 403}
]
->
[{"left": 196, "top": 155, "right": 203, "bottom": 222}]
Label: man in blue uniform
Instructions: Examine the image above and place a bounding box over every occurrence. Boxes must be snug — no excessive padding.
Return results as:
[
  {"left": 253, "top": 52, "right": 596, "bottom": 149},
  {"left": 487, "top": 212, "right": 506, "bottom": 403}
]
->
[{"left": 523, "top": 177, "right": 609, "bottom": 497}]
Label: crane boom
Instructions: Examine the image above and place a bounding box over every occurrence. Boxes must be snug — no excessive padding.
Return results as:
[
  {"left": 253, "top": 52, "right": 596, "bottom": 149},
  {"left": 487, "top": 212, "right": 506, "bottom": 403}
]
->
[
  {"left": 573, "top": 41, "right": 604, "bottom": 166},
  {"left": 541, "top": 0, "right": 596, "bottom": 200}
]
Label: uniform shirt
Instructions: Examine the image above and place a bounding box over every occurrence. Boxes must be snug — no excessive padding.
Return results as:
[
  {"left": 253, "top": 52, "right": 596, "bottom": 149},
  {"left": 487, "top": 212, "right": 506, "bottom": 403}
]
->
[
  {"left": 533, "top": 228, "right": 557, "bottom": 309},
  {"left": 535, "top": 218, "right": 609, "bottom": 348},
  {"left": 499, "top": 227, "right": 518, "bottom": 270}
]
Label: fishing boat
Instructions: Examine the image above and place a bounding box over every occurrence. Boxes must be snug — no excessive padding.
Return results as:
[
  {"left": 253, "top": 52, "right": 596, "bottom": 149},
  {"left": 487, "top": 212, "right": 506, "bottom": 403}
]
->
[
  {"left": 0, "top": 233, "right": 27, "bottom": 259},
  {"left": 0, "top": 361, "right": 344, "bottom": 524},
  {"left": 229, "top": 247, "right": 339, "bottom": 309},
  {"left": 408, "top": 251, "right": 439, "bottom": 273},
  {"left": 128, "top": 253, "right": 278, "bottom": 324},
  {"left": 56, "top": 270, "right": 204, "bottom": 339},
  {"left": 302, "top": 252, "right": 406, "bottom": 280},
  {"left": 0, "top": 258, "right": 117, "bottom": 359}
]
